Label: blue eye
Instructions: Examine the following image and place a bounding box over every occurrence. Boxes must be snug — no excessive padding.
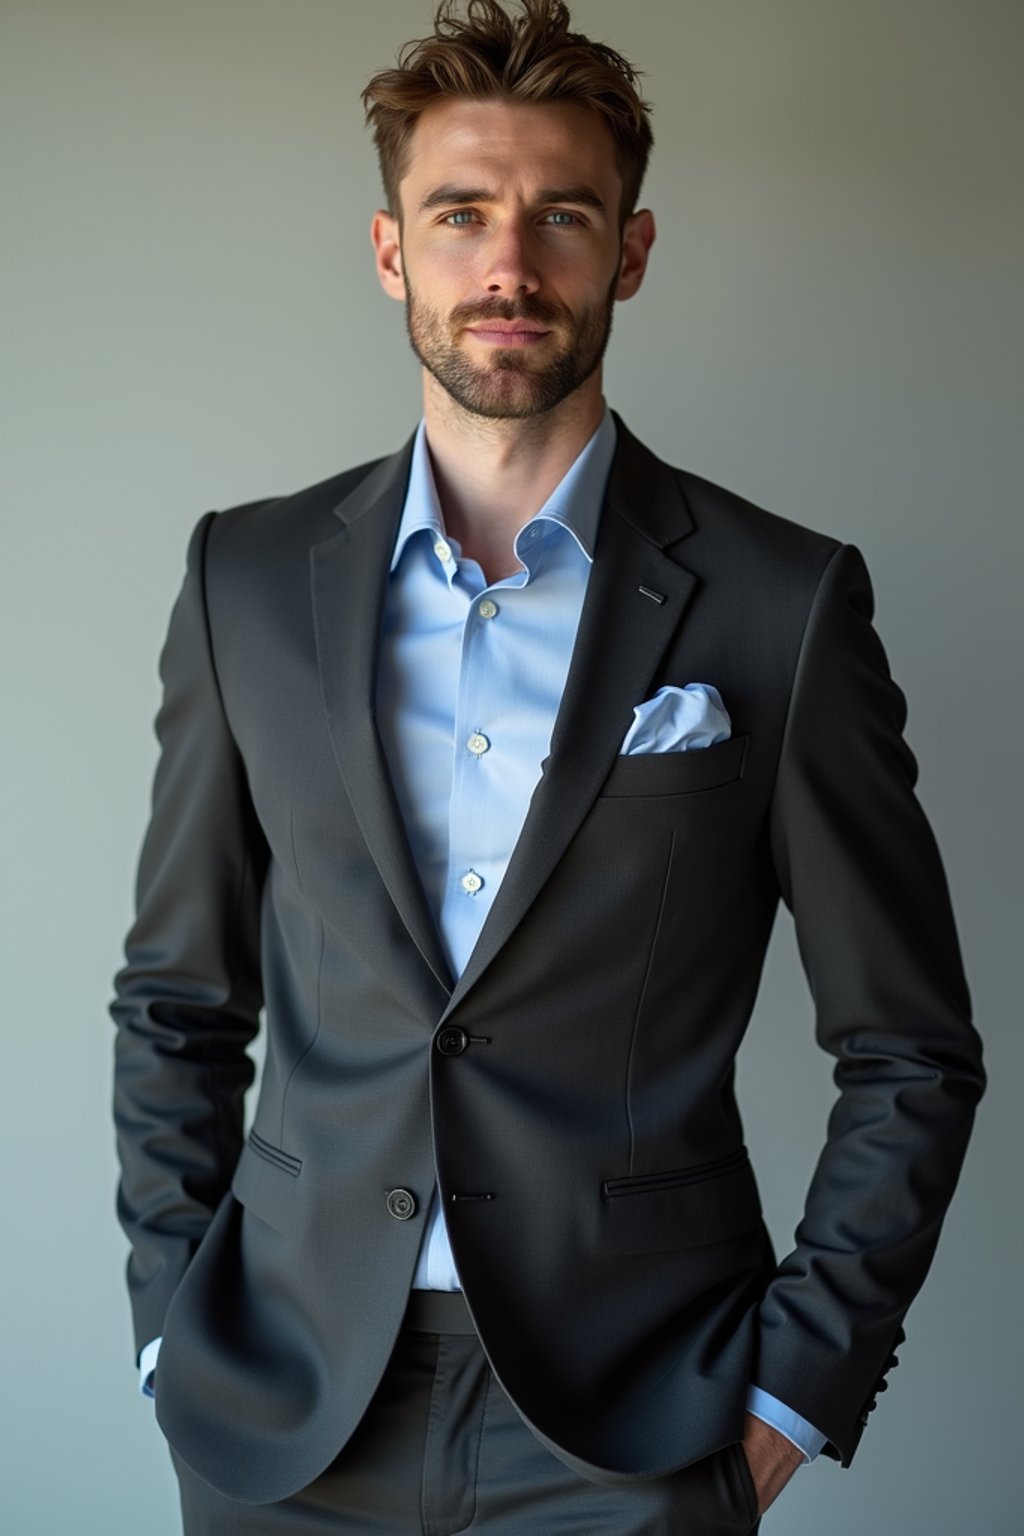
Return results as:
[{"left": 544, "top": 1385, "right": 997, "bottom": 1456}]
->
[
  {"left": 546, "top": 212, "right": 579, "bottom": 226},
  {"left": 445, "top": 210, "right": 477, "bottom": 226}
]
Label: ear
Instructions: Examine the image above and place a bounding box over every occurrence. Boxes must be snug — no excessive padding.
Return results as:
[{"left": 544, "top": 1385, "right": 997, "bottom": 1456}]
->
[
  {"left": 371, "top": 210, "right": 406, "bottom": 301},
  {"left": 615, "top": 208, "right": 656, "bottom": 302}
]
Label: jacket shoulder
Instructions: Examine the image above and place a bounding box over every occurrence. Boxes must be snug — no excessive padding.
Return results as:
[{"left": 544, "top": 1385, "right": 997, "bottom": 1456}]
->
[
  {"left": 612, "top": 415, "right": 844, "bottom": 586},
  {"left": 676, "top": 464, "right": 842, "bottom": 580},
  {"left": 210, "top": 455, "right": 390, "bottom": 544},
  {"left": 176, "top": 452, "right": 402, "bottom": 628}
]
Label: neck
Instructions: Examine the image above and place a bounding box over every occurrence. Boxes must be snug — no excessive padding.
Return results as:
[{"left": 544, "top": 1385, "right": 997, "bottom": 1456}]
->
[{"left": 421, "top": 372, "right": 605, "bottom": 583}]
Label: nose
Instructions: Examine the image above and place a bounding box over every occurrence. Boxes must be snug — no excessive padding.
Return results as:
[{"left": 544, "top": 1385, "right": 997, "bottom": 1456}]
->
[{"left": 482, "top": 220, "right": 541, "bottom": 297}]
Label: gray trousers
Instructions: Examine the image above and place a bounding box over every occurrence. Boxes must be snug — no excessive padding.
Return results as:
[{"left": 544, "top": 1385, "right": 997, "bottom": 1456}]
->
[{"left": 170, "top": 1293, "right": 761, "bottom": 1535}]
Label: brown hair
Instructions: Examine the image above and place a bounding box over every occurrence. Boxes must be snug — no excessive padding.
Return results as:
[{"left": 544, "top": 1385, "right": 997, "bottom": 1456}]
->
[{"left": 361, "top": 0, "right": 654, "bottom": 227}]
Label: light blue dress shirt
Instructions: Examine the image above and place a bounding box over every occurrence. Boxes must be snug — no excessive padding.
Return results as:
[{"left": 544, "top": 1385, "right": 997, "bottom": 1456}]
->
[{"left": 140, "top": 403, "right": 825, "bottom": 1464}]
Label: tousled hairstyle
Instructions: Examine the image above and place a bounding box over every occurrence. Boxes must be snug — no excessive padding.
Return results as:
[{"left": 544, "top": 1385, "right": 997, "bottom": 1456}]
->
[{"left": 361, "top": 0, "right": 654, "bottom": 228}]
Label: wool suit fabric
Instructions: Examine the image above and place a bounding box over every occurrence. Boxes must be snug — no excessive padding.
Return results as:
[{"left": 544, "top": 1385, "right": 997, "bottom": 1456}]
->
[{"left": 112, "top": 412, "right": 984, "bottom": 1507}]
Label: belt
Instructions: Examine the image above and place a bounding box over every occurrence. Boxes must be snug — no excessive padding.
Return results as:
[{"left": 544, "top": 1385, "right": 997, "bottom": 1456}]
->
[{"left": 401, "top": 1289, "right": 478, "bottom": 1335}]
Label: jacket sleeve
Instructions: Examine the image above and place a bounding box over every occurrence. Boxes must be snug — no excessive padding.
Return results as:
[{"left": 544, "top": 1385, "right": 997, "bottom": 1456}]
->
[
  {"left": 110, "top": 511, "right": 268, "bottom": 1360},
  {"left": 755, "top": 542, "right": 985, "bottom": 1465}
]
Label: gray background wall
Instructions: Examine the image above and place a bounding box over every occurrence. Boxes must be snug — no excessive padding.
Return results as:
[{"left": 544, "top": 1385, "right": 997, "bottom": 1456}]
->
[{"left": 1, "top": 1, "right": 1020, "bottom": 1531}]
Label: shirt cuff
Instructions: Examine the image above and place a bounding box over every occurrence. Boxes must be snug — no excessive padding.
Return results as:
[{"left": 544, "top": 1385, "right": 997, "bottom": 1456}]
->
[
  {"left": 745, "top": 1385, "right": 827, "bottom": 1462},
  {"left": 138, "top": 1336, "right": 162, "bottom": 1399}
]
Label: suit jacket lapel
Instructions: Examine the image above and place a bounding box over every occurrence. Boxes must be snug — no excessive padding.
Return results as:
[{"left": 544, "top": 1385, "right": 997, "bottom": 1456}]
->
[
  {"left": 443, "top": 417, "right": 698, "bottom": 1016},
  {"left": 311, "top": 437, "right": 455, "bottom": 1004}
]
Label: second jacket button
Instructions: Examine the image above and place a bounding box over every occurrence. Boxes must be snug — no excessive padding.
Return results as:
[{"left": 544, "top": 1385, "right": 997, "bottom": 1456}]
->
[{"left": 386, "top": 1188, "right": 417, "bottom": 1220}]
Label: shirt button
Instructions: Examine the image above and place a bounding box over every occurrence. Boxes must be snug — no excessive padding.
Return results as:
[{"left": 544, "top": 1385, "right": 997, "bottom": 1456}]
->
[
  {"left": 477, "top": 599, "right": 498, "bottom": 620},
  {"left": 433, "top": 539, "right": 452, "bottom": 563},
  {"left": 467, "top": 732, "right": 490, "bottom": 757},
  {"left": 460, "top": 870, "right": 483, "bottom": 895},
  {"left": 386, "top": 1188, "right": 417, "bottom": 1221}
]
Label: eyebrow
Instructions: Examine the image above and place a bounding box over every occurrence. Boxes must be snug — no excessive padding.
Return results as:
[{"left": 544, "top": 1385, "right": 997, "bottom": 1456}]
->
[
  {"left": 538, "top": 186, "right": 608, "bottom": 213},
  {"left": 417, "top": 183, "right": 607, "bottom": 214}
]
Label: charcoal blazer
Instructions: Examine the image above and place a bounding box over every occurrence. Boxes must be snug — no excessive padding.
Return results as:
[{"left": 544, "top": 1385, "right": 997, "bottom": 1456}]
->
[{"left": 111, "top": 413, "right": 984, "bottom": 1505}]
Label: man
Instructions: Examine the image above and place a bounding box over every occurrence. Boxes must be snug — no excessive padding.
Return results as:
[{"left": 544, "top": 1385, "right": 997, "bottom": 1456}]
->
[{"left": 111, "top": 2, "right": 984, "bottom": 1531}]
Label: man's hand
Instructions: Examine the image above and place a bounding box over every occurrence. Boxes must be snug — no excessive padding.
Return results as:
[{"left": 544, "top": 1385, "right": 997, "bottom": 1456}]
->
[{"left": 740, "top": 1412, "right": 804, "bottom": 1515}]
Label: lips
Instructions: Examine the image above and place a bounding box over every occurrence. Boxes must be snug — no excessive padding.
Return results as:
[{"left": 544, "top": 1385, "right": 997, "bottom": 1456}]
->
[{"left": 465, "top": 325, "right": 552, "bottom": 346}]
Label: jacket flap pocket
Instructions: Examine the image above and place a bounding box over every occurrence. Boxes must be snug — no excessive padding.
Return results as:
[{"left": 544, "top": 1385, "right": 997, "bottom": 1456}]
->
[
  {"left": 598, "top": 1154, "right": 762, "bottom": 1255},
  {"left": 230, "top": 1131, "right": 302, "bottom": 1235},
  {"left": 600, "top": 734, "right": 749, "bottom": 798}
]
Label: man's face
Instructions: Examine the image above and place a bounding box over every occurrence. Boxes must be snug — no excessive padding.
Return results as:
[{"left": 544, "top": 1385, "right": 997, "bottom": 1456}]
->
[{"left": 372, "top": 98, "right": 652, "bottom": 420}]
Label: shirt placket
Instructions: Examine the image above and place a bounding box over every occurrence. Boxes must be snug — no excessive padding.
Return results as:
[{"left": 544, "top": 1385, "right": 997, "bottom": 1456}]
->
[{"left": 441, "top": 556, "right": 532, "bottom": 978}]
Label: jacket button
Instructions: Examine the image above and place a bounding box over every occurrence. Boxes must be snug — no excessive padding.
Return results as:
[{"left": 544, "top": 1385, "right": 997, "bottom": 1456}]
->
[
  {"left": 436, "top": 1027, "right": 468, "bottom": 1056},
  {"left": 386, "top": 1188, "right": 416, "bottom": 1220}
]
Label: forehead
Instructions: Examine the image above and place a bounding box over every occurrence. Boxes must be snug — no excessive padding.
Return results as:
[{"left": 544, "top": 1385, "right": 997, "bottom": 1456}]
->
[{"left": 401, "top": 98, "right": 621, "bottom": 200}]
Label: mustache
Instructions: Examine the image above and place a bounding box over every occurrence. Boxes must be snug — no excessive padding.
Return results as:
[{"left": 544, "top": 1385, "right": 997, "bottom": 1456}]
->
[{"left": 450, "top": 296, "right": 565, "bottom": 328}]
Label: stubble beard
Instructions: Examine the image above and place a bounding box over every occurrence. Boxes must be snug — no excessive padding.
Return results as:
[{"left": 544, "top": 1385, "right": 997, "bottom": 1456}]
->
[{"left": 403, "top": 272, "right": 618, "bottom": 421}]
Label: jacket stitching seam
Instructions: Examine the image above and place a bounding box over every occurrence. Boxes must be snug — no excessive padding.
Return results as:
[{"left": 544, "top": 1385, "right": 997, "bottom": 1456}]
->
[{"left": 623, "top": 828, "right": 677, "bottom": 1178}]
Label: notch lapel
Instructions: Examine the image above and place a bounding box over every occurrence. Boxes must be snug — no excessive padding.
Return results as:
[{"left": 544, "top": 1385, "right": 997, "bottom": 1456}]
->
[
  {"left": 311, "top": 438, "right": 454, "bottom": 1004},
  {"left": 442, "top": 419, "right": 699, "bottom": 1016}
]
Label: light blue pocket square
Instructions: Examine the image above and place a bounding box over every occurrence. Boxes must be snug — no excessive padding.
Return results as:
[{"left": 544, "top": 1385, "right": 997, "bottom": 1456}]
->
[{"left": 620, "top": 684, "right": 731, "bottom": 754}]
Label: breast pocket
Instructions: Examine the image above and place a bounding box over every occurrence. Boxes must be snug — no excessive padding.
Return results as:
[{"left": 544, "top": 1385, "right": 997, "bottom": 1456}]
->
[{"left": 599, "top": 734, "right": 749, "bottom": 799}]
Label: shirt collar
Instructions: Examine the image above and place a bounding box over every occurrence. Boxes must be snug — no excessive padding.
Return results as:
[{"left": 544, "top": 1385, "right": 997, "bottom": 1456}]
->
[{"left": 389, "top": 403, "right": 617, "bottom": 573}]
